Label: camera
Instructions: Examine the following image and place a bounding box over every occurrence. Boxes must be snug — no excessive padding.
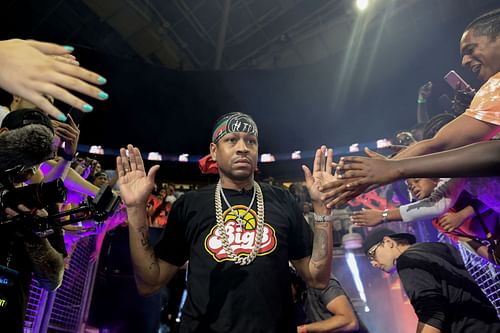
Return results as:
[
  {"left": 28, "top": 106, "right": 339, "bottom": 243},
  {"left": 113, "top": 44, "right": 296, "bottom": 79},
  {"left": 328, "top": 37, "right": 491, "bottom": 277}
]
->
[
  {"left": 0, "top": 170, "right": 120, "bottom": 237},
  {"left": 0, "top": 178, "right": 67, "bottom": 212},
  {"left": 0, "top": 182, "right": 121, "bottom": 238}
]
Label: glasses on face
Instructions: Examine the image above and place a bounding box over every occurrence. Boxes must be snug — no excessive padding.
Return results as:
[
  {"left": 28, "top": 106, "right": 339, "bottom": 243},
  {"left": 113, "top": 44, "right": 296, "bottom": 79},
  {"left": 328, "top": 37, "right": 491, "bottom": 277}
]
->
[{"left": 367, "top": 241, "right": 384, "bottom": 261}]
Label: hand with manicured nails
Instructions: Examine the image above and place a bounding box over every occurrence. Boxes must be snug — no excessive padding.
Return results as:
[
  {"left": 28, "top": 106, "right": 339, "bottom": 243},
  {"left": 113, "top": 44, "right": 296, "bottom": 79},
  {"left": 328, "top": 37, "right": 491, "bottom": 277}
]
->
[
  {"left": 0, "top": 39, "right": 108, "bottom": 121},
  {"left": 51, "top": 53, "right": 80, "bottom": 67}
]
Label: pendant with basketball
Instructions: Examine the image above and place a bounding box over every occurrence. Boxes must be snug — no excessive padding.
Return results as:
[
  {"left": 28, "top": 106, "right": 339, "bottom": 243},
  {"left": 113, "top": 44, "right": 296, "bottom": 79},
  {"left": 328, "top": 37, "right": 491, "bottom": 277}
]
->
[{"left": 220, "top": 186, "right": 256, "bottom": 229}]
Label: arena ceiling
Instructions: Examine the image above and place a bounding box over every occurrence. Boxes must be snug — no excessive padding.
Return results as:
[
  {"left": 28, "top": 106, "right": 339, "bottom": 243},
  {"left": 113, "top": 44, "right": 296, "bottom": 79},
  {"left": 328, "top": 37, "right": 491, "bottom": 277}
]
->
[{"left": 9, "top": 0, "right": 494, "bottom": 71}]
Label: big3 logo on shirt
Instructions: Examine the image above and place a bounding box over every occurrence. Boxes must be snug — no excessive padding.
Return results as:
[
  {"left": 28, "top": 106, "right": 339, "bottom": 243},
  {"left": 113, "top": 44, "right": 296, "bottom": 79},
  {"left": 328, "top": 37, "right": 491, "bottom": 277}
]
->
[{"left": 205, "top": 205, "right": 277, "bottom": 262}]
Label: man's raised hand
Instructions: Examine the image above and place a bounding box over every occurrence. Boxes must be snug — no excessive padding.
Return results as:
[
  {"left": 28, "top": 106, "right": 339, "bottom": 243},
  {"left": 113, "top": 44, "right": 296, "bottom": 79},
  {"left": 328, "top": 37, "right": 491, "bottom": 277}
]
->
[{"left": 117, "top": 144, "right": 159, "bottom": 208}]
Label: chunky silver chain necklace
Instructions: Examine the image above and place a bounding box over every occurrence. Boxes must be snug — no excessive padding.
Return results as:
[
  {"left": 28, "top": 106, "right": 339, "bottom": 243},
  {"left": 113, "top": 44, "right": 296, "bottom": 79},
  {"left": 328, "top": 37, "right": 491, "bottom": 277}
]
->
[{"left": 215, "top": 181, "right": 265, "bottom": 265}]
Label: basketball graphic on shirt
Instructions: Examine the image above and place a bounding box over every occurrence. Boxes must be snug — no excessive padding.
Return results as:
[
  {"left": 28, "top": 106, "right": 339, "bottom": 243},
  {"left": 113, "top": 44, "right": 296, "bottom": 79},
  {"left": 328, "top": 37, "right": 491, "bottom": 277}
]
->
[
  {"left": 226, "top": 208, "right": 256, "bottom": 230},
  {"left": 205, "top": 204, "right": 278, "bottom": 262},
  {"left": 241, "top": 214, "right": 256, "bottom": 230}
]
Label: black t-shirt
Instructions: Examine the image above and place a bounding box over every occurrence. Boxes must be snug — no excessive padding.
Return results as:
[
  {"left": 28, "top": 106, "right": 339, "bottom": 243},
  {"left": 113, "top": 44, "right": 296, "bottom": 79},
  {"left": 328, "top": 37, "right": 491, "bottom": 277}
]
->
[
  {"left": 0, "top": 223, "right": 66, "bottom": 333},
  {"left": 397, "top": 242, "right": 500, "bottom": 333},
  {"left": 155, "top": 183, "right": 314, "bottom": 333},
  {"left": 304, "top": 276, "right": 369, "bottom": 333}
]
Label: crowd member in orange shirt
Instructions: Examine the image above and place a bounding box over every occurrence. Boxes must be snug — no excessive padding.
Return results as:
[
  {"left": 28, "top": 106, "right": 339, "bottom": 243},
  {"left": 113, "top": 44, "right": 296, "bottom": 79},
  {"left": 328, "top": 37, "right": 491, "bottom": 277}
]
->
[{"left": 323, "top": 9, "right": 500, "bottom": 207}]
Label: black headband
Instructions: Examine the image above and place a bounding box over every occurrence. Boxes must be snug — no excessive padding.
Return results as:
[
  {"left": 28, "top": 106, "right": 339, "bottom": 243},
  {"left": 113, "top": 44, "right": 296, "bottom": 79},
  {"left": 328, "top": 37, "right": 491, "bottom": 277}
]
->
[{"left": 212, "top": 112, "right": 258, "bottom": 143}]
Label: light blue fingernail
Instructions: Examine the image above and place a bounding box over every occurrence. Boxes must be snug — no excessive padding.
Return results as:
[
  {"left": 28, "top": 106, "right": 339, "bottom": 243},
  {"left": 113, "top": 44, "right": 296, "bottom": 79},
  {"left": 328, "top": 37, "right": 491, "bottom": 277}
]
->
[
  {"left": 83, "top": 104, "right": 93, "bottom": 112},
  {"left": 57, "top": 114, "right": 67, "bottom": 122},
  {"left": 97, "top": 76, "right": 107, "bottom": 84},
  {"left": 98, "top": 91, "right": 109, "bottom": 100},
  {"left": 63, "top": 45, "right": 74, "bottom": 52}
]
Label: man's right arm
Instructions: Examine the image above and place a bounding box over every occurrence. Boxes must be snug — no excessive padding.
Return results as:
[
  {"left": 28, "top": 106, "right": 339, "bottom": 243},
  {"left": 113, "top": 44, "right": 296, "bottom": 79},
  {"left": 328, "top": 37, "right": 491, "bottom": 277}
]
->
[
  {"left": 127, "top": 205, "right": 179, "bottom": 296},
  {"left": 116, "top": 144, "right": 179, "bottom": 296},
  {"left": 395, "top": 140, "right": 500, "bottom": 178},
  {"left": 394, "top": 114, "right": 498, "bottom": 159}
]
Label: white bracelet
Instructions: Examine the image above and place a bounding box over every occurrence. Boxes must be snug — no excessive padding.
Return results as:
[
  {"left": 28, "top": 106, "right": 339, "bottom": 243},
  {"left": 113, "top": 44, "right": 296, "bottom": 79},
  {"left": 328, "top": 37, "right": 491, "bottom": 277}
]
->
[
  {"left": 313, "top": 213, "right": 335, "bottom": 223},
  {"left": 381, "top": 209, "right": 389, "bottom": 223}
]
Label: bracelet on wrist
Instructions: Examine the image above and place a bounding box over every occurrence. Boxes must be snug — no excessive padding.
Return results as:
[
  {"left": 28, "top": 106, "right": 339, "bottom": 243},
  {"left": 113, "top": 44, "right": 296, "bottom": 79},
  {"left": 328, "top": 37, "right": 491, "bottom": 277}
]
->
[
  {"left": 417, "top": 98, "right": 426, "bottom": 104},
  {"left": 313, "top": 213, "right": 335, "bottom": 223},
  {"left": 59, "top": 151, "right": 75, "bottom": 162},
  {"left": 381, "top": 209, "right": 389, "bottom": 223}
]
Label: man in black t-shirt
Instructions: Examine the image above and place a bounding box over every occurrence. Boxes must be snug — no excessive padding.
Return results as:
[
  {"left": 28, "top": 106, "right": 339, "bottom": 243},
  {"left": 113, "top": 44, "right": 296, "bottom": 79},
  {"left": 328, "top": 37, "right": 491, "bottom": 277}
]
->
[
  {"left": 117, "top": 112, "right": 336, "bottom": 333},
  {"left": 300, "top": 276, "right": 370, "bottom": 333},
  {"left": 291, "top": 267, "right": 370, "bottom": 333},
  {"left": 364, "top": 228, "right": 500, "bottom": 333}
]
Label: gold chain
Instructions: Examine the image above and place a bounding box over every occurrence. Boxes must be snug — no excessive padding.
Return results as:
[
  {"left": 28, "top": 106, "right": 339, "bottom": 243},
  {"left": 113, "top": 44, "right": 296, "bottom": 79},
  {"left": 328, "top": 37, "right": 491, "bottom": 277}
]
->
[{"left": 214, "top": 181, "right": 265, "bottom": 265}]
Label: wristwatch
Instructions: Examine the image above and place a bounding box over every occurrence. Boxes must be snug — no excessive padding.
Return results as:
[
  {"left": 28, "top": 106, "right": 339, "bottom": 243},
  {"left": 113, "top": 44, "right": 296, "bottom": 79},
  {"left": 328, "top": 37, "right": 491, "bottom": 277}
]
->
[
  {"left": 59, "top": 150, "right": 75, "bottom": 162},
  {"left": 313, "top": 213, "right": 335, "bottom": 223},
  {"left": 381, "top": 209, "right": 389, "bottom": 223}
]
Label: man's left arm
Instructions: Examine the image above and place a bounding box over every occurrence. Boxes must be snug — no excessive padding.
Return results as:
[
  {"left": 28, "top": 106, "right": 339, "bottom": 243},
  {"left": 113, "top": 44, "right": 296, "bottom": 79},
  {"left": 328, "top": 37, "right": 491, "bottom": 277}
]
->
[
  {"left": 291, "top": 216, "right": 332, "bottom": 289},
  {"left": 293, "top": 146, "right": 334, "bottom": 289}
]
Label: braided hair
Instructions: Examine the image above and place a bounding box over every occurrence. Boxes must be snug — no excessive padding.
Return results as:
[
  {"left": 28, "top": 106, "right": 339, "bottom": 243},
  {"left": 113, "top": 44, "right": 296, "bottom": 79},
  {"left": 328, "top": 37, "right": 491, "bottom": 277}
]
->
[{"left": 423, "top": 113, "right": 456, "bottom": 140}]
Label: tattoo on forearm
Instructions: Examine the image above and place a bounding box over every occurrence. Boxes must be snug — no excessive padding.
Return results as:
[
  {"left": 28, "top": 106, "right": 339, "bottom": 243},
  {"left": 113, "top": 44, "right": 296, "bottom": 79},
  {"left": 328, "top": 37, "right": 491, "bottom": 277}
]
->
[
  {"left": 149, "top": 261, "right": 158, "bottom": 271},
  {"left": 139, "top": 226, "right": 151, "bottom": 248},
  {"left": 312, "top": 228, "right": 328, "bottom": 262},
  {"left": 135, "top": 226, "right": 159, "bottom": 272},
  {"left": 148, "top": 249, "right": 158, "bottom": 271}
]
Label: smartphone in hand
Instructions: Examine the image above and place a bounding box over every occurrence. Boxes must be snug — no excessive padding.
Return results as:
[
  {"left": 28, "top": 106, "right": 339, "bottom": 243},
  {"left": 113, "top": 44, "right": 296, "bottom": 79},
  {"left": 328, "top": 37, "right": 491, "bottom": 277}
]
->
[{"left": 444, "top": 70, "right": 474, "bottom": 92}]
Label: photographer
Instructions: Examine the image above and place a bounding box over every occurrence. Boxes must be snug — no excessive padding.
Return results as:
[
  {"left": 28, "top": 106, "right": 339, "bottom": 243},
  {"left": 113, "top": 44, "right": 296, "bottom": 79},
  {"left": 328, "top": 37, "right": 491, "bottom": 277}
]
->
[
  {"left": 0, "top": 109, "right": 67, "bottom": 332},
  {"left": 6, "top": 94, "right": 101, "bottom": 199}
]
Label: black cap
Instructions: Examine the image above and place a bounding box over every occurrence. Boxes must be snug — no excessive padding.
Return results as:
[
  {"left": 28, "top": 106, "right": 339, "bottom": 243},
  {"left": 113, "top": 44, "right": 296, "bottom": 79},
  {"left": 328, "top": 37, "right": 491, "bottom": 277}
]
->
[
  {"left": 94, "top": 172, "right": 108, "bottom": 179},
  {"left": 363, "top": 228, "right": 416, "bottom": 254},
  {"left": 1, "top": 108, "right": 53, "bottom": 133}
]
